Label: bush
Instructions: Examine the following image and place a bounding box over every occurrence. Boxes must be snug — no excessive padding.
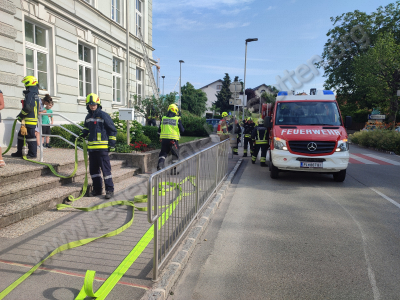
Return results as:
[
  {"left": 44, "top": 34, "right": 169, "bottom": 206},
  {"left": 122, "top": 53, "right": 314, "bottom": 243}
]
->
[
  {"left": 115, "top": 143, "right": 133, "bottom": 153},
  {"left": 142, "top": 125, "right": 161, "bottom": 148},
  {"left": 131, "top": 133, "right": 151, "bottom": 146},
  {"left": 180, "top": 110, "right": 211, "bottom": 137},
  {"left": 50, "top": 124, "right": 83, "bottom": 148},
  {"left": 349, "top": 130, "right": 400, "bottom": 154},
  {"left": 116, "top": 131, "right": 127, "bottom": 144}
]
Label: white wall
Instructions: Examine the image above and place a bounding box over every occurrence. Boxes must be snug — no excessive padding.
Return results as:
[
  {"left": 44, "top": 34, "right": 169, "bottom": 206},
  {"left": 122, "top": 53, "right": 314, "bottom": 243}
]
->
[{"left": 200, "top": 80, "right": 222, "bottom": 115}]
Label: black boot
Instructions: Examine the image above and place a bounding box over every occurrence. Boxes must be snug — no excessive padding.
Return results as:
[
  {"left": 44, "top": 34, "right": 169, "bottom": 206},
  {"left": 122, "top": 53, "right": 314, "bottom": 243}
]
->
[
  {"left": 252, "top": 160, "right": 255, "bottom": 164},
  {"left": 261, "top": 162, "right": 267, "bottom": 167},
  {"left": 157, "top": 159, "right": 165, "bottom": 171},
  {"left": 242, "top": 153, "right": 247, "bottom": 157}
]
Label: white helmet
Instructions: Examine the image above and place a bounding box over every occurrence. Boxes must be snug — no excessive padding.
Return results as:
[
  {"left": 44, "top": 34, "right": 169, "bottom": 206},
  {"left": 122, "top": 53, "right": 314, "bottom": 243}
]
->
[{"left": 258, "top": 118, "right": 264, "bottom": 125}]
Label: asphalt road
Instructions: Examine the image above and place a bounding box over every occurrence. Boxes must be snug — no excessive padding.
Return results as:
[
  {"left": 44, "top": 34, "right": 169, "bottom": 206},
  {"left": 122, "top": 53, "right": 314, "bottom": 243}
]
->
[{"left": 168, "top": 144, "right": 400, "bottom": 300}]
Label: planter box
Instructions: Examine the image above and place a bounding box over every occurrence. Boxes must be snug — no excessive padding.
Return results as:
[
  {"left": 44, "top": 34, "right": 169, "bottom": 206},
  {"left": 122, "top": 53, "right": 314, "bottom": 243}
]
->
[{"left": 110, "top": 137, "right": 212, "bottom": 174}]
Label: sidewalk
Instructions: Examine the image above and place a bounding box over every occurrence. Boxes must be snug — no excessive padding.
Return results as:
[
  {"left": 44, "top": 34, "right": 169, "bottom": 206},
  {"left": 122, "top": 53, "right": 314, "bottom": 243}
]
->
[{"left": 0, "top": 138, "right": 240, "bottom": 300}]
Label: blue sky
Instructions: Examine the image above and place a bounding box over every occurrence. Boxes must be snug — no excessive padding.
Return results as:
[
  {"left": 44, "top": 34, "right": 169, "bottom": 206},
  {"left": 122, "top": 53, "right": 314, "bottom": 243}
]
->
[{"left": 152, "top": 0, "right": 395, "bottom": 97}]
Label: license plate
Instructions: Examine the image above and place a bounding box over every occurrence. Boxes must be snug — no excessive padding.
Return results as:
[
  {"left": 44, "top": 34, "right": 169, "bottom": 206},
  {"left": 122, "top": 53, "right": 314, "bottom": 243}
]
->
[{"left": 300, "top": 162, "right": 323, "bottom": 168}]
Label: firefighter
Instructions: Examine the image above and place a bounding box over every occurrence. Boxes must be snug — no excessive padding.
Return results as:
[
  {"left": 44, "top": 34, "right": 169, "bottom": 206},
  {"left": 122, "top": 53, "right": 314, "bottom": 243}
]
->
[
  {"left": 242, "top": 117, "right": 255, "bottom": 157},
  {"left": 11, "top": 76, "right": 40, "bottom": 159},
  {"left": 251, "top": 118, "right": 269, "bottom": 166},
  {"left": 80, "top": 93, "right": 117, "bottom": 199},
  {"left": 228, "top": 117, "right": 241, "bottom": 155},
  {"left": 157, "top": 103, "right": 185, "bottom": 171},
  {"left": 217, "top": 112, "right": 229, "bottom": 135}
]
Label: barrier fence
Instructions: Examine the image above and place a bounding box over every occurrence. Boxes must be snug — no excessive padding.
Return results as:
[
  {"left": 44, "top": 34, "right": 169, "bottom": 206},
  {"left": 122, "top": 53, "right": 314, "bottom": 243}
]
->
[{"left": 147, "top": 139, "right": 230, "bottom": 280}]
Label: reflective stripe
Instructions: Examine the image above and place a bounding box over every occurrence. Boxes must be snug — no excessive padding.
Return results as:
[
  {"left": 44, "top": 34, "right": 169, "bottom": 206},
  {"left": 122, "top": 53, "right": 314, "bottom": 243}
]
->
[
  {"left": 88, "top": 145, "right": 108, "bottom": 149},
  {"left": 88, "top": 141, "right": 108, "bottom": 144},
  {"left": 109, "top": 136, "right": 116, "bottom": 140},
  {"left": 245, "top": 134, "right": 251, "bottom": 138},
  {"left": 159, "top": 156, "right": 166, "bottom": 159},
  {"left": 18, "top": 137, "right": 36, "bottom": 141},
  {"left": 21, "top": 111, "right": 28, "bottom": 115},
  {"left": 104, "top": 175, "right": 112, "bottom": 180},
  {"left": 255, "top": 141, "right": 268, "bottom": 144},
  {"left": 91, "top": 174, "right": 102, "bottom": 178},
  {"left": 86, "top": 118, "right": 104, "bottom": 123}
]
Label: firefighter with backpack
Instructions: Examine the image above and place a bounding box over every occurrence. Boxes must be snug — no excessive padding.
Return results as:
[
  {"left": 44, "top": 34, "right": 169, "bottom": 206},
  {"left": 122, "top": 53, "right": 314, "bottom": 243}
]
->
[
  {"left": 242, "top": 117, "right": 255, "bottom": 157},
  {"left": 251, "top": 118, "right": 269, "bottom": 166}
]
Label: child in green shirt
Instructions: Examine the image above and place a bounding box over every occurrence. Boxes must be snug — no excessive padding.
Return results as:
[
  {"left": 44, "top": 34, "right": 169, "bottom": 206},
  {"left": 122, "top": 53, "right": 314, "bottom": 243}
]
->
[{"left": 42, "top": 101, "right": 53, "bottom": 148}]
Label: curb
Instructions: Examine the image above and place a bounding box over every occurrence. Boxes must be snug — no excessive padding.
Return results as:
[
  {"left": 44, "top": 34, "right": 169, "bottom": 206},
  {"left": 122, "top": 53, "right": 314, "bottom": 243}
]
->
[
  {"left": 349, "top": 142, "right": 399, "bottom": 156},
  {"left": 141, "top": 158, "right": 243, "bottom": 300}
]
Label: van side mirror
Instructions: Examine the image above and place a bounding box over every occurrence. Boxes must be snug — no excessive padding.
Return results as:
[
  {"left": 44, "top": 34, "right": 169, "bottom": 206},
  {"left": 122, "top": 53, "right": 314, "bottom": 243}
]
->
[
  {"left": 345, "top": 116, "right": 352, "bottom": 129},
  {"left": 264, "top": 116, "right": 272, "bottom": 128}
]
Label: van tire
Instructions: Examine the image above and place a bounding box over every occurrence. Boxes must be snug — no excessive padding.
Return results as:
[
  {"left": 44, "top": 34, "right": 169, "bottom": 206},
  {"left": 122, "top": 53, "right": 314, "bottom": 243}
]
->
[
  {"left": 333, "top": 169, "right": 346, "bottom": 182},
  {"left": 270, "top": 161, "right": 279, "bottom": 179}
]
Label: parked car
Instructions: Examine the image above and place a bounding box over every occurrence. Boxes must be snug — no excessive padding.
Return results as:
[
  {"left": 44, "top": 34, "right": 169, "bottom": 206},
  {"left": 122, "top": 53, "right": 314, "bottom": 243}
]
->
[{"left": 206, "top": 119, "right": 220, "bottom": 132}]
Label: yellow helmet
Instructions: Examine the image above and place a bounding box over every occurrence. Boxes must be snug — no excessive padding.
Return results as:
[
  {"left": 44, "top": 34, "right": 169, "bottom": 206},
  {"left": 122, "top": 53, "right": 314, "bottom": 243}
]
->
[
  {"left": 21, "top": 75, "right": 38, "bottom": 87},
  {"left": 86, "top": 93, "right": 101, "bottom": 105},
  {"left": 168, "top": 103, "right": 179, "bottom": 114},
  {"left": 246, "top": 117, "right": 252, "bottom": 121},
  {"left": 221, "top": 112, "right": 228, "bottom": 117}
]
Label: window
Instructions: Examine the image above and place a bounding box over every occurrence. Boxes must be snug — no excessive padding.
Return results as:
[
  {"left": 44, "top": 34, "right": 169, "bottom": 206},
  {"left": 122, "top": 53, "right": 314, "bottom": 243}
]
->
[
  {"left": 25, "top": 21, "right": 49, "bottom": 92},
  {"left": 136, "top": 0, "right": 142, "bottom": 36},
  {"left": 136, "top": 68, "right": 143, "bottom": 100},
  {"left": 113, "top": 58, "right": 122, "bottom": 103},
  {"left": 111, "top": 0, "right": 121, "bottom": 24},
  {"left": 216, "top": 85, "right": 222, "bottom": 90},
  {"left": 78, "top": 44, "right": 93, "bottom": 97}
]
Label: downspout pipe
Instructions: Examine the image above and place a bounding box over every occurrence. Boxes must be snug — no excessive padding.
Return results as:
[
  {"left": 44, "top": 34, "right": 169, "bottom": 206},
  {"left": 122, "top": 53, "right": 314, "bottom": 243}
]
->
[{"left": 126, "top": 0, "right": 130, "bottom": 145}]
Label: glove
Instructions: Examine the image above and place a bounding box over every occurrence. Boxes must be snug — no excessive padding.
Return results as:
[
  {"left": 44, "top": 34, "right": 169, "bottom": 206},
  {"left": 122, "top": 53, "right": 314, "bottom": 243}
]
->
[
  {"left": 78, "top": 132, "right": 87, "bottom": 139},
  {"left": 108, "top": 147, "right": 115, "bottom": 152}
]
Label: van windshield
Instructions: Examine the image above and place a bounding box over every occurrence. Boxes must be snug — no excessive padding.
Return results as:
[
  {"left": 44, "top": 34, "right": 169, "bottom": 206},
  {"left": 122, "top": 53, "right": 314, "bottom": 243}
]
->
[{"left": 275, "top": 101, "right": 342, "bottom": 126}]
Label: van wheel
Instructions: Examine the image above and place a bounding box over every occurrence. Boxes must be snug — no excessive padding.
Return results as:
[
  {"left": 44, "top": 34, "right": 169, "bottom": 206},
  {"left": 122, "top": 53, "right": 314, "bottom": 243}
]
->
[
  {"left": 270, "top": 161, "right": 279, "bottom": 179},
  {"left": 333, "top": 169, "right": 346, "bottom": 182}
]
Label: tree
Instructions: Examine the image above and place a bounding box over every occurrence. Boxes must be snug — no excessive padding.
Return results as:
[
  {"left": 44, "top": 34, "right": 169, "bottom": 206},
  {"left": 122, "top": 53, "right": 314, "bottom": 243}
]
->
[
  {"left": 353, "top": 32, "right": 400, "bottom": 125},
  {"left": 318, "top": 1, "right": 400, "bottom": 111},
  {"left": 214, "top": 73, "right": 233, "bottom": 113},
  {"left": 181, "top": 82, "right": 208, "bottom": 116},
  {"left": 133, "top": 92, "right": 177, "bottom": 122}
]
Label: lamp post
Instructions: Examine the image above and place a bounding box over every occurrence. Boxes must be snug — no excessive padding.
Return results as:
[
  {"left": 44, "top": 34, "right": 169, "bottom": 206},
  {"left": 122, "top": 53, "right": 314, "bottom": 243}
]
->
[
  {"left": 179, "top": 60, "right": 184, "bottom": 111},
  {"left": 162, "top": 75, "right": 165, "bottom": 96},
  {"left": 243, "top": 38, "right": 258, "bottom": 144}
]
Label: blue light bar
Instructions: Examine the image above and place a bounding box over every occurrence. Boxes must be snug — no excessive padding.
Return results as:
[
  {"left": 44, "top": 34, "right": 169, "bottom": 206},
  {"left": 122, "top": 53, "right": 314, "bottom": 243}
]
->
[
  {"left": 277, "top": 91, "right": 288, "bottom": 96},
  {"left": 323, "top": 90, "right": 334, "bottom": 95}
]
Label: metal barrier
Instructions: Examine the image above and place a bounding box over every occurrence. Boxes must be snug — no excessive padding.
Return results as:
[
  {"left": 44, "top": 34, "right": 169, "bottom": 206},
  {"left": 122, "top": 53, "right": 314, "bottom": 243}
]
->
[
  {"left": 38, "top": 113, "right": 84, "bottom": 162},
  {"left": 147, "top": 139, "right": 230, "bottom": 280}
]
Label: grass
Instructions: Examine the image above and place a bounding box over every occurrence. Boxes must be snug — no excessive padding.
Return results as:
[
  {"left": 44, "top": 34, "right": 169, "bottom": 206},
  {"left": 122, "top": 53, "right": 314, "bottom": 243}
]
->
[{"left": 180, "top": 136, "right": 205, "bottom": 143}]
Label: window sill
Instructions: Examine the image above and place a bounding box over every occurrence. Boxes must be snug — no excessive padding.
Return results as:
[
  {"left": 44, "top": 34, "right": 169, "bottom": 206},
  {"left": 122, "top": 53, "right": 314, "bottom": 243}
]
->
[
  {"left": 77, "top": 98, "right": 87, "bottom": 105},
  {"left": 111, "top": 103, "right": 126, "bottom": 109}
]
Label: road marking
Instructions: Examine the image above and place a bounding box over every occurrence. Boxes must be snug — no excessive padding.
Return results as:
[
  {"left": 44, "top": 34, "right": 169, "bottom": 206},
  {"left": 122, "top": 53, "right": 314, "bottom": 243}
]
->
[
  {"left": 0, "top": 259, "right": 150, "bottom": 290},
  {"left": 370, "top": 188, "right": 400, "bottom": 210},
  {"left": 364, "top": 154, "right": 400, "bottom": 166},
  {"left": 349, "top": 154, "right": 378, "bottom": 164},
  {"left": 352, "top": 153, "right": 392, "bottom": 165},
  {"left": 349, "top": 158, "right": 363, "bottom": 164}
]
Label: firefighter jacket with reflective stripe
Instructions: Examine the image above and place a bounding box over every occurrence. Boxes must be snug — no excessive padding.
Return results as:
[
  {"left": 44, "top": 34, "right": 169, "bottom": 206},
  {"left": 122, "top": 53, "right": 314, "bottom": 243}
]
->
[
  {"left": 17, "top": 85, "right": 40, "bottom": 128},
  {"left": 160, "top": 116, "right": 181, "bottom": 140},
  {"left": 252, "top": 125, "right": 269, "bottom": 144},
  {"left": 243, "top": 121, "right": 255, "bottom": 138},
  {"left": 218, "top": 119, "right": 229, "bottom": 135},
  {"left": 157, "top": 111, "right": 184, "bottom": 140},
  {"left": 81, "top": 107, "right": 117, "bottom": 151}
]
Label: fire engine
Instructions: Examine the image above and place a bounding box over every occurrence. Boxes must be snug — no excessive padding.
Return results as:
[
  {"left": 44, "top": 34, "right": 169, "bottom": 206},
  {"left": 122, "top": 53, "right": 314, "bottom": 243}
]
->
[{"left": 265, "top": 89, "right": 352, "bottom": 182}]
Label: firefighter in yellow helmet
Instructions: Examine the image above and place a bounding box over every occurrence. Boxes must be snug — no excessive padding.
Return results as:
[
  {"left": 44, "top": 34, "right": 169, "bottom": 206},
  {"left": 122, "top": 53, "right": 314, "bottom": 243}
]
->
[
  {"left": 251, "top": 118, "right": 269, "bottom": 166},
  {"left": 217, "top": 112, "right": 229, "bottom": 135},
  {"left": 242, "top": 116, "right": 255, "bottom": 157},
  {"left": 79, "top": 93, "right": 117, "bottom": 199},
  {"left": 157, "top": 103, "right": 185, "bottom": 171},
  {"left": 11, "top": 76, "right": 40, "bottom": 158}
]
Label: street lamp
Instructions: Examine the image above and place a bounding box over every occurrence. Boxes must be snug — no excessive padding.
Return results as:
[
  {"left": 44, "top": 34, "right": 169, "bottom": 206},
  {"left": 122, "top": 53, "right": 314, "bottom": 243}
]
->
[
  {"left": 162, "top": 75, "right": 165, "bottom": 96},
  {"left": 243, "top": 38, "right": 258, "bottom": 144},
  {"left": 179, "top": 60, "right": 184, "bottom": 111}
]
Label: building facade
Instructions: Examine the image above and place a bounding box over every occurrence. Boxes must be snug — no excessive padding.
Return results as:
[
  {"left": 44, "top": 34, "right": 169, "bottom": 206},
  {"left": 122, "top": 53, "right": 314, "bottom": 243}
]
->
[
  {"left": 199, "top": 79, "right": 223, "bottom": 116},
  {"left": 0, "top": 0, "right": 156, "bottom": 147}
]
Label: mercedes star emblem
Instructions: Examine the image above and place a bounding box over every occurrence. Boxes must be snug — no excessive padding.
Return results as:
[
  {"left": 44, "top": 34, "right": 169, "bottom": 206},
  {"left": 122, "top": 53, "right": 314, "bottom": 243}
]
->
[{"left": 307, "top": 142, "right": 317, "bottom": 151}]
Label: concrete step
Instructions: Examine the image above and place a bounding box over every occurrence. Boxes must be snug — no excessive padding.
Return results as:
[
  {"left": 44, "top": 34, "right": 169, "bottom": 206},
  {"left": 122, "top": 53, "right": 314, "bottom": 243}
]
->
[
  {"left": 0, "top": 157, "right": 87, "bottom": 187},
  {"left": 0, "top": 167, "right": 139, "bottom": 229},
  {"left": 0, "top": 160, "right": 127, "bottom": 205}
]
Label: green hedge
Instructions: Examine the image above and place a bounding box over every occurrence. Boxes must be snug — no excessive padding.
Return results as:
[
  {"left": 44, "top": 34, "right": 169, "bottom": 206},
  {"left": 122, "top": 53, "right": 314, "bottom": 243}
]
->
[
  {"left": 142, "top": 125, "right": 160, "bottom": 148},
  {"left": 349, "top": 130, "right": 400, "bottom": 154},
  {"left": 181, "top": 110, "right": 212, "bottom": 137}
]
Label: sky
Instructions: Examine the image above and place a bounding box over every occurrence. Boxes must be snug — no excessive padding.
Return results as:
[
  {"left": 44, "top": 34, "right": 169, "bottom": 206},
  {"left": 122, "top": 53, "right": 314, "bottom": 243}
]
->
[{"left": 151, "top": 0, "right": 395, "bottom": 96}]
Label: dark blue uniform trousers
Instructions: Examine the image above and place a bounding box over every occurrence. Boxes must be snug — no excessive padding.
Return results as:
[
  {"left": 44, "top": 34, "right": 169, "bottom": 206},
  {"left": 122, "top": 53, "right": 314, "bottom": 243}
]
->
[{"left": 89, "top": 150, "right": 114, "bottom": 193}]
